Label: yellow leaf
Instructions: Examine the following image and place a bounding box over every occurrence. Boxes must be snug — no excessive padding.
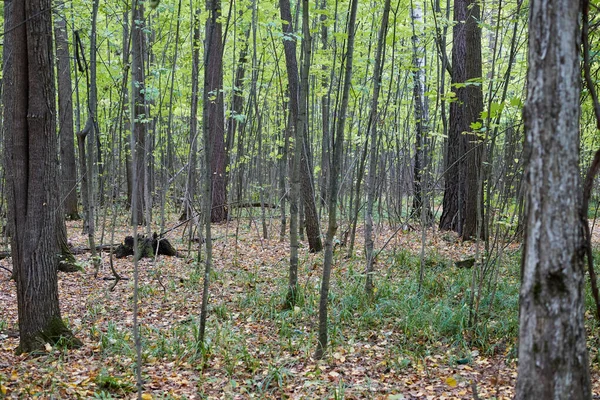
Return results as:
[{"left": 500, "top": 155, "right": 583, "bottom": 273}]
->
[
  {"left": 445, "top": 376, "right": 457, "bottom": 388},
  {"left": 141, "top": 394, "right": 153, "bottom": 400},
  {"left": 1, "top": 384, "right": 7, "bottom": 395}
]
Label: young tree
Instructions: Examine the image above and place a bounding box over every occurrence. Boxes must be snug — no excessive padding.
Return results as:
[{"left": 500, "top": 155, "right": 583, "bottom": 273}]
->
[
  {"left": 439, "top": 0, "right": 484, "bottom": 240},
  {"left": 205, "top": 0, "right": 227, "bottom": 223},
  {"left": 364, "top": 0, "right": 391, "bottom": 297},
  {"left": 3, "top": 0, "right": 80, "bottom": 353},
  {"left": 181, "top": 9, "right": 201, "bottom": 222},
  {"left": 316, "top": 0, "right": 359, "bottom": 359},
  {"left": 131, "top": 0, "right": 149, "bottom": 225},
  {"left": 54, "top": 10, "right": 79, "bottom": 221},
  {"left": 515, "top": 0, "right": 591, "bottom": 398},
  {"left": 279, "top": 0, "right": 323, "bottom": 253},
  {"left": 409, "top": 0, "right": 432, "bottom": 224}
]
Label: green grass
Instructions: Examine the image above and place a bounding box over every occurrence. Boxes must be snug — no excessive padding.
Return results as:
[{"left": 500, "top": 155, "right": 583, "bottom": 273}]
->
[{"left": 82, "top": 238, "right": 600, "bottom": 397}]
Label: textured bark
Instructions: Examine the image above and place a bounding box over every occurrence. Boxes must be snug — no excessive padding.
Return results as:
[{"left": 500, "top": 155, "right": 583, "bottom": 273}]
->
[
  {"left": 280, "top": 0, "right": 301, "bottom": 307},
  {"left": 515, "top": 0, "right": 591, "bottom": 398},
  {"left": 279, "top": 0, "right": 322, "bottom": 253},
  {"left": 439, "top": 0, "right": 483, "bottom": 240},
  {"left": 3, "top": 0, "right": 80, "bottom": 353},
  {"left": 226, "top": 28, "right": 249, "bottom": 205},
  {"left": 316, "top": 0, "right": 358, "bottom": 359},
  {"left": 409, "top": 2, "right": 433, "bottom": 224},
  {"left": 205, "top": 0, "right": 227, "bottom": 223},
  {"left": 54, "top": 14, "right": 79, "bottom": 220},
  {"left": 131, "top": 0, "right": 147, "bottom": 225},
  {"left": 365, "top": 0, "right": 391, "bottom": 297},
  {"left": 181, "top": 10, "right": 201, "bottom": 221},
  {"left": 318, "top": 0, "right": 329, "bottom": 210}
]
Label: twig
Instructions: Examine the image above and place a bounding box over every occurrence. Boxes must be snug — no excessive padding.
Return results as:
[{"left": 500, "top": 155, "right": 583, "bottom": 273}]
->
[
  {"left": 0, "top": 265, "right": 12, "bottom": 275},
  {"left": 471, "top": 381, "right": 480, "bottom": 400}
]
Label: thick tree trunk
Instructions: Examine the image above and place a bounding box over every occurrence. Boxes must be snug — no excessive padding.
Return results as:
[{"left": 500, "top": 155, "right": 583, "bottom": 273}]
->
[
  {"left": 439, "top": 0, "right": 484, "bottom": 240},
  {"left": 54, "top": 13, "right": 79, "bottom": 221},
  {"left": 3, "top": 0, "right": 80, "bottom": 354},
  {"left": 515, "top": 0, "right": 591, "bottom": 398}
]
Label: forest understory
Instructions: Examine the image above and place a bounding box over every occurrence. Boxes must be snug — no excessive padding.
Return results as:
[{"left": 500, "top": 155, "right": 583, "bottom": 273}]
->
[{"left": 1, "top": 214, "right": 600, "bottom": 399}]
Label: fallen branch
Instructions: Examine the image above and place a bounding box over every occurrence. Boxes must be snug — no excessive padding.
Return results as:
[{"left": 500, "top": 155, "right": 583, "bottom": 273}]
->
[
  {"left": 229, "top": 202, "right": 278, "bottom": 209},
  {"left": 0, "top": 265, "right": 12, "bottom": 275},
  {"left": 69, "top": 243, "right": 120, "bottom": 255}
]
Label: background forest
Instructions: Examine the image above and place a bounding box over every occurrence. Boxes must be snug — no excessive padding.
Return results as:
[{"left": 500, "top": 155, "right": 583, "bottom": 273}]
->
[{"left": 1, "top": 0, "right": 600, "bottom": 398}]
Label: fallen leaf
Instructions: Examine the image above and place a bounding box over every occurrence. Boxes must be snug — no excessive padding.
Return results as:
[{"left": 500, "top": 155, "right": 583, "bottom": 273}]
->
[{"left": 445, "top": 376, "right": 457, "bottom": 388}]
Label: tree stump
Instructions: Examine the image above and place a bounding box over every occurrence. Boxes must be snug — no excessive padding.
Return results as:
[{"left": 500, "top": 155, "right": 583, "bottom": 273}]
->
[{"left": 114, "top": 233, "right": 178, "bottom": 260}]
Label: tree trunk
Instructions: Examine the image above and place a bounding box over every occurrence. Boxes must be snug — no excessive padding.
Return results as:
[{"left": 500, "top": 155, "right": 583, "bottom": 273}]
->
[
  {"left": 181, "top": 10, "right": 201, "bottom": 221},
  {"left": 439, "top": 0, "right": 484, "bottom": 240},
  {"left": 364, "top": 0, "right": 391, "bottom": 298},
  {"left": 131, "top": 0, "right": 147, "bottom": 225},
  {"left": 280, "top": 0, "right": 302, "bottom": 307},
  {"left": 409, "top": 1, "right": 433, "bottom": 224},
  {"left": 515, "top": 0, "right": 591, "bottom": 398},
  {"left": 54, "top": 12, "right": 79, "bottom": 221},
  {"left": 316, "top": 0, "right": 358, "bottom": 359},
  {"left": 279, "top": 0, "right": 322, "bottom": 253},
  {"left": 205, "top": 0, "right": 227, "bottom": 223},
  {"left": 3, "top": 0, "right": 80, "bottom": 354}
]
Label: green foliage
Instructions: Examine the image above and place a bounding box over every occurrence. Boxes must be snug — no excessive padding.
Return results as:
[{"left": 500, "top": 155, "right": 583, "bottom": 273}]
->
[{"left": 95, "top": 368, "right": 135, "bottom": 395}]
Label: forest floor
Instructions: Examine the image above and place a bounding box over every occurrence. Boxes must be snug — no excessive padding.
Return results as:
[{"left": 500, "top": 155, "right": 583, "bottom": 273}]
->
[{"left": 1, "top": 214, "right": 600, "bottom": 399}]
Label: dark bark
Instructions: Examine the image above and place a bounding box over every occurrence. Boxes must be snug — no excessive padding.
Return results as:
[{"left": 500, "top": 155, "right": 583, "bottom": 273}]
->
[
  {"left": 280, "top": 0, "right": 301, "bottom": 308},
  {"left": 318, "top": 0, "right": 329, "bottom": 210},
  {"left": 409, "top": 2, "right": 433, "bottom": 224},
  {"left": 515, "top": 0, "right": 591, "bottom": 397},
  {"left": 226, "top": 27, "right": 250, "bottom": 202},
  {"left": 365, "top": 0, "right": 391, "bottom": 298},
  {"left": 439, "top": 0, "right": 484, "bottom": 240},
  {"left": 181, "top": 10, "right": 201, "bottom": 221},
  {"left": 205, "top": 0, "right": 227, "bottom": 223},
  {"left": 54, "top": 13, "right": 79, "bottom": 221},
  {"left": 279, "top": 0, "right": 322, "bottom": 253},
  {"left": 56, "top": 215, "right": 81, "bottom": 273},
  {"left": 131, "top": 0, "right": 147, "bottom": 225},
  {"left": 3, "top": 0, "right": 80, "bottom": 353},
  {"left": 114, "top": 234, "right": 178, "bottom": 260},
  {"left": 316, "top": 0, "right": 359, "bottom": 359}
]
